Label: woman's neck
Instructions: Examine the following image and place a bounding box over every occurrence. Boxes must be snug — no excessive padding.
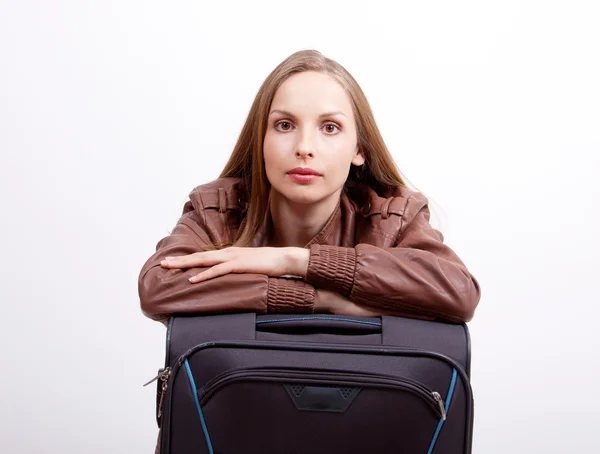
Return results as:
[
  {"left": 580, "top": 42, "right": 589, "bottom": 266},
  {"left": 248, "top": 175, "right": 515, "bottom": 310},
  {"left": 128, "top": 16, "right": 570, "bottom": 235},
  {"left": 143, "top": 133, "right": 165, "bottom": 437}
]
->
[{"left": 268, "top": 188, "right": 340, "bottom": 248}]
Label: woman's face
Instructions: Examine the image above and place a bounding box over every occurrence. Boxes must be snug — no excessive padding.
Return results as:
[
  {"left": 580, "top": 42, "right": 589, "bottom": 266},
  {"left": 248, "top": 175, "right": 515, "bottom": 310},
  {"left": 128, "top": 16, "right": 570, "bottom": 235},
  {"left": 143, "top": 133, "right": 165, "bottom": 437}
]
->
[{"left": 263, "top": 71, "right": 364, "bottom": 207}]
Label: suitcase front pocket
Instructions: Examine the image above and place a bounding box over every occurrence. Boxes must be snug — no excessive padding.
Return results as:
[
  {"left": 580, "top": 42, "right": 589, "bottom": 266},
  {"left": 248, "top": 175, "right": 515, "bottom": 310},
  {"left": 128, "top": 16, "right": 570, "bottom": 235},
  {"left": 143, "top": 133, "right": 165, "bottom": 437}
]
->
[
  {"left": 198, "top": 367, "right": 447, "bottom": 419},
  {"left": 190, "top": 366, "right": 455, "bottom": 454}
]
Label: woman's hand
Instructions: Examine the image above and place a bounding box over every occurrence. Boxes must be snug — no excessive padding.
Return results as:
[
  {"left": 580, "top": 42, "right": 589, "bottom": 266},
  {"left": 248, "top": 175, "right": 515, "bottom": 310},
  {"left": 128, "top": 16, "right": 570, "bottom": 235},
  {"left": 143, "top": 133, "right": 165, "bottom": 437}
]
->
[
  {"left": 160, "top": 247, "right": 310, "bottom": 283},
  {"left": 314, "top": 289, "right": 383, "bottom": 317}
]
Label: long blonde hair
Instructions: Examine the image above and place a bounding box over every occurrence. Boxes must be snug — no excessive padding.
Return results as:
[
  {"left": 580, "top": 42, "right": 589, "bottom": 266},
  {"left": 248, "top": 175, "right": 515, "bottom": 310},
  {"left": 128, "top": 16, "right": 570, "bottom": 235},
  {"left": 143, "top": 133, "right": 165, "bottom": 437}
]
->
[{"left": 220, "top": 49, "right": 406, "bottom": 247}]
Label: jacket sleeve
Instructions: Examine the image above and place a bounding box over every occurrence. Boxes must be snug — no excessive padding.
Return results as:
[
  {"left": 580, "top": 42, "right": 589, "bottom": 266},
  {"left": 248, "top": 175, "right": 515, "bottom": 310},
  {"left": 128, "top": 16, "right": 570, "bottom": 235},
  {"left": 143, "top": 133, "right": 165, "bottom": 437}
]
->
[
  {"left": 305, "top": 193, "right": 481, "bottom": 323},
  {"left": 138, "top": 212, "right": 315, "bottom": 324}
]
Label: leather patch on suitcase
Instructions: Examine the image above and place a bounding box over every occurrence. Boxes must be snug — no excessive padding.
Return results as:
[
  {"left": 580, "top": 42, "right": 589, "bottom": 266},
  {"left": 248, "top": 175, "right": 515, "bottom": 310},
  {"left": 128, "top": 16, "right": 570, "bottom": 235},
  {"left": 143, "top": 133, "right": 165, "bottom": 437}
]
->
[{"left": 284, "top": 384, "right": 361, "bottom": 412}]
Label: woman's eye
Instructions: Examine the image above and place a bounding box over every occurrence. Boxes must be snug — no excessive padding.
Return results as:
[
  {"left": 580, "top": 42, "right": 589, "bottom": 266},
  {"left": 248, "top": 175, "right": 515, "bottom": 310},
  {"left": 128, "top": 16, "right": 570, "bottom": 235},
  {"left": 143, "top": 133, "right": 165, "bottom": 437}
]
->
[
  {"left": 276, "top": 121, "right": 293, "bottom": 131},
  {"left": 323, "top": 123, "right": 340, "bottom": 134}
]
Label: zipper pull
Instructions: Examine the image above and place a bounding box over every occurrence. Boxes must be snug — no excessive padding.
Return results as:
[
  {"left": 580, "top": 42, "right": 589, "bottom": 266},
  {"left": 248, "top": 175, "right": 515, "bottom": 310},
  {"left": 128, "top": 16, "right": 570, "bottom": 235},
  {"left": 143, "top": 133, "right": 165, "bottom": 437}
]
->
[
  {"left": 143, "top": 367, "right": 172, "bottom": 387},
  {"left": 432, "top": 392, "right": 447, "bottom": 420},
  {"left": 157, "top": 369, "right": 172, "bottom": 419}
]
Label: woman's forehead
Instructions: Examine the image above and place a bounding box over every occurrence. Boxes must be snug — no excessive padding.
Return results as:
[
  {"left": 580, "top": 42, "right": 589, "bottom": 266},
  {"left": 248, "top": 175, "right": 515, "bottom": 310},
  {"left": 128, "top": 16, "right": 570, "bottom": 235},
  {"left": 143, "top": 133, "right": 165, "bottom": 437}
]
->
[{"left": 271, "top": 71, "right": 353, "bottom": 117}]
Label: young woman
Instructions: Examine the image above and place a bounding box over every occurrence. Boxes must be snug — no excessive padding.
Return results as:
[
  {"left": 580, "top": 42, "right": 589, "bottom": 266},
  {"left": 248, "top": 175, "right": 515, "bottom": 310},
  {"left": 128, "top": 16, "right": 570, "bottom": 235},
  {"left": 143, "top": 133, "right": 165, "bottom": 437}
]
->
[{"left": 138, "top": 49, "right": 480, "bottom": 325}]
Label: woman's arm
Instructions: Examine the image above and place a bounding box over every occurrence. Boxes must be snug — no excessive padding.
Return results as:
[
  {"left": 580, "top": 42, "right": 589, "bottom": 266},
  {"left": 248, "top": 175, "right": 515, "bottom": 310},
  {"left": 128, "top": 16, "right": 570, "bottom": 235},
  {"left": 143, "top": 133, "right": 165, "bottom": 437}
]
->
[
  {"left": 313, "top": 289, "right": 402, "bottom": 316},
  {"left": 138, "top": 214, "right": 316, "bottom": 324},
  {"left": 304, "top": 193, "right": 481, "bottom": 323}
]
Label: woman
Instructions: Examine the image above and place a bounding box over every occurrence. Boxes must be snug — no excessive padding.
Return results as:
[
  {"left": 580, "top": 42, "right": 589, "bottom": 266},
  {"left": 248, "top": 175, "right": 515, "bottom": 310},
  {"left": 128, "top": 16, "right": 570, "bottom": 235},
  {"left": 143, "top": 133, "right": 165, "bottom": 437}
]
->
[{"left": 138, "top": 49, "right": 480, "bottom": 325}]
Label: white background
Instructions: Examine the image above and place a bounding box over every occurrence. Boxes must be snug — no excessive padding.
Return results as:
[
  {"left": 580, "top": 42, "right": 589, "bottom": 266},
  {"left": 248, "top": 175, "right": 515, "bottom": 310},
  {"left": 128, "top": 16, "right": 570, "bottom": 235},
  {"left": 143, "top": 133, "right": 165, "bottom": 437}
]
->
[{"left": 1, "top": 1, "right": 599, "bottom": 452}]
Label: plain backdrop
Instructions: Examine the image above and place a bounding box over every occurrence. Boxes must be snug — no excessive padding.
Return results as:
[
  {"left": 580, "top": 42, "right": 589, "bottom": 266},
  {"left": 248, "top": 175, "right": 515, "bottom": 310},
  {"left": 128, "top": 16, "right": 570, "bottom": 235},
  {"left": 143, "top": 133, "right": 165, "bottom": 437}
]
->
[{"left": 1, "top": 1, "right": 599, "bottom": 452}]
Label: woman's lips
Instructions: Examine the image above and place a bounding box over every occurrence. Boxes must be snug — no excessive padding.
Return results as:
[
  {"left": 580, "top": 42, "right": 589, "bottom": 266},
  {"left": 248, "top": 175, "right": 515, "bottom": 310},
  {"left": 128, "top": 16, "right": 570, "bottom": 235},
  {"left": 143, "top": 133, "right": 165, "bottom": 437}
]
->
[
  {"left": 288, "top": 173, "right": 320, "bottom": 183},
  {"left": 287, "top": 167, "right": 322, "bottom": 183}
]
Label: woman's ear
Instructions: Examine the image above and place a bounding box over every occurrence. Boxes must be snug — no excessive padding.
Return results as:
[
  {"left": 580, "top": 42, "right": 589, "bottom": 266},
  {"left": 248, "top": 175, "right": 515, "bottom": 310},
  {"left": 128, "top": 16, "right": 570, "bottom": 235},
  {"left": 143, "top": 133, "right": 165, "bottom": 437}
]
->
[{"left": 351, "top": 146, "right": 365, "bottom": 166}]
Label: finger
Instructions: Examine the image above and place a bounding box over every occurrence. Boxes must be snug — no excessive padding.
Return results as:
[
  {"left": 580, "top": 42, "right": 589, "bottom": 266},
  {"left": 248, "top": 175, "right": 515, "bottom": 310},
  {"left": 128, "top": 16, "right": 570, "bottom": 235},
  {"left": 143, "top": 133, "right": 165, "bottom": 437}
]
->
[
  {"left": 189, "top": 262, "right": 235, "bottom": 283},
  {"left": 161, "top": 251, "right": 225, "bottom": 269}
]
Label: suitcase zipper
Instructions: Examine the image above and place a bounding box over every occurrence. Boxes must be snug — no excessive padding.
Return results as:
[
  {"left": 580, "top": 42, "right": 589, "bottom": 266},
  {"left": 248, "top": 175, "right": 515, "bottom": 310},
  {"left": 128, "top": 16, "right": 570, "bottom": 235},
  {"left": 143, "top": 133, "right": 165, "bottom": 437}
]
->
[
  {"left": 143, "top": 367, "right": 172, "bottom": 419},
  {"left": 197, "top": 367, "right": 447, "bottom": 420},
  {"left": 432, "top": 391, "right": 446, "bottom": 420}
]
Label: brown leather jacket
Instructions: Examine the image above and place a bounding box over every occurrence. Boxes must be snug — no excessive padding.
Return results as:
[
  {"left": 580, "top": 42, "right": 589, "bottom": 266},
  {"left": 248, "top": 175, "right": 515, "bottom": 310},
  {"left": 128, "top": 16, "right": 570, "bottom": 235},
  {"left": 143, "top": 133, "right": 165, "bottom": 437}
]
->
[{"left": 138, "top": 177, "right": 480, "bottom": 324}]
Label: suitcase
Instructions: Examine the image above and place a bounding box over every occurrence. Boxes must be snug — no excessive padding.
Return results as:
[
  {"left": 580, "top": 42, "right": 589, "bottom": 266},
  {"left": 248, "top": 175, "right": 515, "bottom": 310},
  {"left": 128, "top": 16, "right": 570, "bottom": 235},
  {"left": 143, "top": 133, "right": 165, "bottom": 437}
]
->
[{"left": 146, "top": 313, "right": 474, "bottom": 454}]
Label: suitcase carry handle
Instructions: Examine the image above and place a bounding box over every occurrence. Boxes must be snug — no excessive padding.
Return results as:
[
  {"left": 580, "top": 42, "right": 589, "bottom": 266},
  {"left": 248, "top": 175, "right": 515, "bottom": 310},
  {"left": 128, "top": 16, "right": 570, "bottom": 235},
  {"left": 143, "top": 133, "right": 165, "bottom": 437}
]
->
[{"left": 255, "top": 315, "right": 382, "bottom": 334}]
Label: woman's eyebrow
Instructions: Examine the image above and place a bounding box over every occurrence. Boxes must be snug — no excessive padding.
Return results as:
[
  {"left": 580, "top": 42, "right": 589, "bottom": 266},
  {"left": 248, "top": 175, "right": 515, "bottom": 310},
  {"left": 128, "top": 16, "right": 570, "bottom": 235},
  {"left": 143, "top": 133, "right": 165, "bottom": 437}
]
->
[{"left": 269, "top": 109, "right": 347, "bottom": 118}]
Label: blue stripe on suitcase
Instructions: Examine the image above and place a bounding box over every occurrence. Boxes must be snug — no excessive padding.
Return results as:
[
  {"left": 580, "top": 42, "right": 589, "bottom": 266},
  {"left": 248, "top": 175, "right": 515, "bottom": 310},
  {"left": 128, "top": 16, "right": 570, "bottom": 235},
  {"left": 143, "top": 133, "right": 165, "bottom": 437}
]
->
[
  {"left": 185, "top": 359, "right": 214, "bottom": 454},
  {"left": 427, "top": 368, "right": 458, "bottom": 454}
]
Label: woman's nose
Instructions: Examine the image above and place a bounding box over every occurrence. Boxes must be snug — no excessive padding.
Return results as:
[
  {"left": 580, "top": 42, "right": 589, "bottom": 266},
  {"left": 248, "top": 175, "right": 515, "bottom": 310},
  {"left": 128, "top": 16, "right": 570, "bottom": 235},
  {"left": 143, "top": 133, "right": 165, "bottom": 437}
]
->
[
  {"left": 295, "top": 130, "right": 316, "bottom": 159},
  {"left": 295, "top": 148, "right": 314, "bottom": 159}
]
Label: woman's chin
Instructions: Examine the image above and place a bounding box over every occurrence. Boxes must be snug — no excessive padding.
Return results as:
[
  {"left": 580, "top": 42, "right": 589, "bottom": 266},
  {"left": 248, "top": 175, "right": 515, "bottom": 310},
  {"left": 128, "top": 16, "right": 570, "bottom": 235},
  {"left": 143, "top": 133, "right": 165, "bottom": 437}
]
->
[{"left": 270, "top": 180, "right": 343, "bottom": 207}]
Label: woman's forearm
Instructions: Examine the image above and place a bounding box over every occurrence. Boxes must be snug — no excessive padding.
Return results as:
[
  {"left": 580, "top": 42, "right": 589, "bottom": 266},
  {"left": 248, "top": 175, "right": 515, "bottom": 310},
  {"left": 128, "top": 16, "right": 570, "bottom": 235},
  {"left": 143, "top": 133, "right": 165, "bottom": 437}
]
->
[{"left": 314, "top": 288, "right": 383, "bottom": 316}]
